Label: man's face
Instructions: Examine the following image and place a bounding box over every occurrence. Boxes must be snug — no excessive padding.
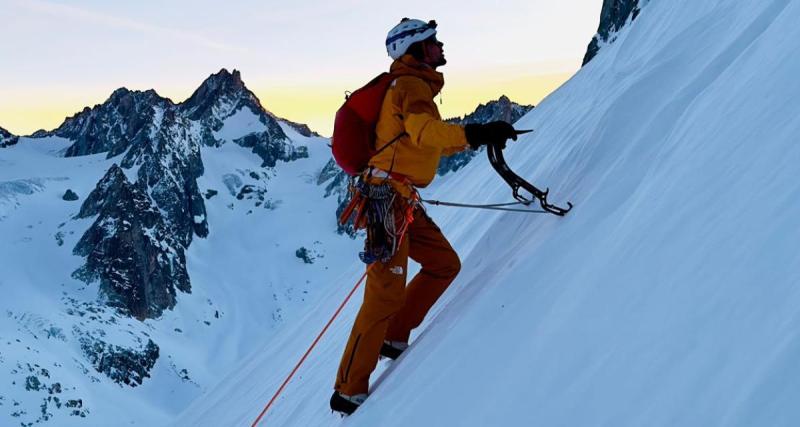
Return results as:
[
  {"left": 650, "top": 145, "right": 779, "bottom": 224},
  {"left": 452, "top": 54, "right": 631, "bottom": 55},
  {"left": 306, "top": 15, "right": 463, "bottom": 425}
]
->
[{"left": 423, "top": 37, "right": 447, "bottom": 68}]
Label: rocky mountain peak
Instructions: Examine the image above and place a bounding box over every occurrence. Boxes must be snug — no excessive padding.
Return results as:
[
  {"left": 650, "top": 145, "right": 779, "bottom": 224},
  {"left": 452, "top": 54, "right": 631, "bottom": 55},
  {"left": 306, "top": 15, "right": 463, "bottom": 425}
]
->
[
  {"left": 446, "top": 96, "right": 534, "bottom": 126},
  {"left": 176, "top": 69, "right": 301, "bottom": 167},
  {"left": 180, "top": 68, "right": 259, "bottom": 122},
  {"left": 205, "top": 68, "right": 244, "bottom": 90},
  {"left": 107, "top": 87, "right": 165, "bottom": 107},
  {"left": 53, "top": 87, "right": 171, "bottom": 157},
  {"left": 437, "top": 96, "right": 533, "bottom": 176}
]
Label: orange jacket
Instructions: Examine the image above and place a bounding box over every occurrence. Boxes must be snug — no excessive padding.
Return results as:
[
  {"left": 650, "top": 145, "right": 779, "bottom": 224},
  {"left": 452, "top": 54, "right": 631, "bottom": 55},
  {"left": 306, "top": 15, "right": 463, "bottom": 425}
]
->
[{"left": 368, "top": 55, "right": 469, "bottom": 192}]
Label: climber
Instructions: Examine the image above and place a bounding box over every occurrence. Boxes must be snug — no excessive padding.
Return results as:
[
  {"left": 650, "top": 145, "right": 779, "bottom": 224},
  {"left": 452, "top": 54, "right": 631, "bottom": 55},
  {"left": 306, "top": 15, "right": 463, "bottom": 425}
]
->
[{"left": 330, "top": 18, "right": 518, "bottom": 415}]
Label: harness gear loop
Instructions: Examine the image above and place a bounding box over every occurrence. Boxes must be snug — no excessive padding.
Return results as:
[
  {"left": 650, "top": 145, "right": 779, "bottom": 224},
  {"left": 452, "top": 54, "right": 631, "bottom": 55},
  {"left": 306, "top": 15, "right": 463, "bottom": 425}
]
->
[{"left": 339, "top": 171, "right": 420, "bottom": 264}]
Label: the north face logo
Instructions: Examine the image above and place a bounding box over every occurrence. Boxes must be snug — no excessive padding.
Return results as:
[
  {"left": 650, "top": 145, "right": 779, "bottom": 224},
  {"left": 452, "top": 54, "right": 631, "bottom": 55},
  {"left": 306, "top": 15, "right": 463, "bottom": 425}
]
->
[{"left": 390, "top": 266, "right": 404, "bottom": 275}]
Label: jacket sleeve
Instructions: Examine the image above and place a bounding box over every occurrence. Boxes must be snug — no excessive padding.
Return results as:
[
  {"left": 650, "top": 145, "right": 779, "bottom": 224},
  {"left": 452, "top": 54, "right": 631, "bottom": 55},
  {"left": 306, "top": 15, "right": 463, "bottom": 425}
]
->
[{"left": 396, "top": 77, "right": 468, "bottom": 150}]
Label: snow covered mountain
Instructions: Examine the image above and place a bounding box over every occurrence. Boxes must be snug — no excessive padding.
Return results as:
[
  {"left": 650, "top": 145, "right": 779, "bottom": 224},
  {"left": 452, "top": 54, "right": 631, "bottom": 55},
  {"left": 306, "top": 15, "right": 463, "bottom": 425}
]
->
[
  {"left": 170, "top": 0, "right": 800, "bottom": 426},
  {"left": 0, "top": 69, "right": 349, "bottom": 426}
]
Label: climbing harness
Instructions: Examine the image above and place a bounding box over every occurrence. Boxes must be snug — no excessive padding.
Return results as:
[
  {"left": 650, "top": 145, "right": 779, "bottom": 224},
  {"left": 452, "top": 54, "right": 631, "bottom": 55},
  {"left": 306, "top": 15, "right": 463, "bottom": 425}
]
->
[{"left": 339, "top": 173, "right": 418, "bottom": 264}]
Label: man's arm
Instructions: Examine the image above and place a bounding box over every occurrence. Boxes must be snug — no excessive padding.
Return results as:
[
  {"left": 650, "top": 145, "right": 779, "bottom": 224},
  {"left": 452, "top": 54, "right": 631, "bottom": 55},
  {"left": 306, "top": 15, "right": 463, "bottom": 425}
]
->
[{"left": 397, "top": 77, "right": 468, "bottom": 150}]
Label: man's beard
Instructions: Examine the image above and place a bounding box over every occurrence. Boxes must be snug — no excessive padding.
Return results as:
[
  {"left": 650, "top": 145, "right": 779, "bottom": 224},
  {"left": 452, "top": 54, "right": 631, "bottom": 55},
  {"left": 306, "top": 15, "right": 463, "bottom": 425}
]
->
[{"left": 432, "top": 56, "right": 447, "bottom": 67}]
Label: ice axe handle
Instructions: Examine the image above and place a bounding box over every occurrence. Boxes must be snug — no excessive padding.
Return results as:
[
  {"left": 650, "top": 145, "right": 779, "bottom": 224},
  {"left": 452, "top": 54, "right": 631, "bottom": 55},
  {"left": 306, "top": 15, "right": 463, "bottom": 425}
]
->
[{"left": 513, "top": 129, "right": 533, "bottom": 137}]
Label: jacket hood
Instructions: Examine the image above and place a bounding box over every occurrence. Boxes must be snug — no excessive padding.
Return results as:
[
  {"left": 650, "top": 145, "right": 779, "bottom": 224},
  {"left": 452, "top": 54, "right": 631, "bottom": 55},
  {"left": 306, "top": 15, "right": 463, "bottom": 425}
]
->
[{"left": 390, "top": 54, "right": 445, "bottom": 96}]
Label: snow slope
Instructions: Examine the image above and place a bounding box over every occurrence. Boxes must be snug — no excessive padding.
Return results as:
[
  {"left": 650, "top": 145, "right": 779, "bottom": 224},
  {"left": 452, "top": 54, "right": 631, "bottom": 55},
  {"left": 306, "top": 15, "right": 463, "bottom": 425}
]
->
[{"left": 175, "top": 0, "right": 800, "bottom": 425}]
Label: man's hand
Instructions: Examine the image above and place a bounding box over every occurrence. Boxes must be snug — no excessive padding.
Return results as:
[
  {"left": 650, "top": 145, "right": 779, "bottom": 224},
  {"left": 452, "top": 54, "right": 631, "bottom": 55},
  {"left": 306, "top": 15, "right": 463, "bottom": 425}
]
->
[{"left": 464, "top": 121, "right": 518, "bottom": 150}]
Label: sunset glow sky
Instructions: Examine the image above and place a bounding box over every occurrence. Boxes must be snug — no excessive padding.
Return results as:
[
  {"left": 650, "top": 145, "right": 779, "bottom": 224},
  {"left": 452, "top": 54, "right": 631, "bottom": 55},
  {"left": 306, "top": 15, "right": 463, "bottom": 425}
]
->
[{"left": 0, "top": 0, "right": 602, "bottom": 136}]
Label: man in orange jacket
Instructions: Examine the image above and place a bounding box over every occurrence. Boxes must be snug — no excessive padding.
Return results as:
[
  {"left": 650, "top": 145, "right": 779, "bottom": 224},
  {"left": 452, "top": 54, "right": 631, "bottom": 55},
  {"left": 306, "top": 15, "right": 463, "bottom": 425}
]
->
[{"left": 331, "top": 18, "right": 518, "bottom": 415}]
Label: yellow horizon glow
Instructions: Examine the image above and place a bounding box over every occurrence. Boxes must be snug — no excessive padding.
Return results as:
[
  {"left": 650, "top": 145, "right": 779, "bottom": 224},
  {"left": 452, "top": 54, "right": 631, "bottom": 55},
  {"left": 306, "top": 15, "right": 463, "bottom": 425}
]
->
[
  {"left": 0, "top": 70, "right": 575, "bottom": 137},
  {"left": 257, "top": 71, "right": 575, "bottom": 137}
]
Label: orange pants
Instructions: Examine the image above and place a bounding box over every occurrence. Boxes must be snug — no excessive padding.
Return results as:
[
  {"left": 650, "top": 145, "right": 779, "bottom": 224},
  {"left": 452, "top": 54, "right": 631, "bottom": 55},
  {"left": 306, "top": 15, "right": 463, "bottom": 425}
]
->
[{"left": 334, "top": 207, "right": 460, "bottom": 396}]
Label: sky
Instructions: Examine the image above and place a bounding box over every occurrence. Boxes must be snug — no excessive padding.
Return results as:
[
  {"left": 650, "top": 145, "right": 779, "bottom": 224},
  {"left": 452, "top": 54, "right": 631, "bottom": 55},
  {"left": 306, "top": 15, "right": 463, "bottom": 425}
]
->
[{"left": 0, "top": 0, "right": 602, "bottom": 136}]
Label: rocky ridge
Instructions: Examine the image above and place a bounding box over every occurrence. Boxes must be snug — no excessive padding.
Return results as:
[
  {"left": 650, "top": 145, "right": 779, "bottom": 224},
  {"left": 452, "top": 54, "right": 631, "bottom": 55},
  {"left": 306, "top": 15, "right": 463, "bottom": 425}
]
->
[{"left": 583, "top": 0, "right": 643, "bottom": 65}]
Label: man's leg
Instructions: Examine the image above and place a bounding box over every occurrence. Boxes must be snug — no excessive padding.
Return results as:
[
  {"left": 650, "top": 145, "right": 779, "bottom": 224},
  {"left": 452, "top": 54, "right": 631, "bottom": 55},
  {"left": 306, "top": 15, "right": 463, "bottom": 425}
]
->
[
  {"left": 334, "top": 238, "right": 409, "bottom": 396},
  {"left": 385, "top": 209, "right": 460, "bottom": 344}
]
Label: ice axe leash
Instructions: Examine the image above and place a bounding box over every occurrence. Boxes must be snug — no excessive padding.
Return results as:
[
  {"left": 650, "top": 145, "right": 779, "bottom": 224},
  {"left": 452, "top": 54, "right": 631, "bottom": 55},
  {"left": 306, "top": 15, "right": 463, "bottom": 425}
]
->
[
  {"left": 487, "top": 129, "right": 573, "bottom": 216},
  {"left": 420, "top": 198, "right": 548, "bottom": 214}
]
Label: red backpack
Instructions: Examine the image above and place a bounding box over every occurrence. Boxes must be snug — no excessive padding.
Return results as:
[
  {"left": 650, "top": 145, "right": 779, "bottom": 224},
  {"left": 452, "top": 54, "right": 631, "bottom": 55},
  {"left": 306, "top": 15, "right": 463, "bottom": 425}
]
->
[{"left": 332, "top": 73, "right": 397, "bottom": 176}]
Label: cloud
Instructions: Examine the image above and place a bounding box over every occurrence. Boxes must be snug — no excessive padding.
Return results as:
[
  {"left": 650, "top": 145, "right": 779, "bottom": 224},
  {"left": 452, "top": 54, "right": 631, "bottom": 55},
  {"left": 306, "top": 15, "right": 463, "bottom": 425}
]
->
[{"left": 13, "top": 0, "right": 249, "bottom": 54}]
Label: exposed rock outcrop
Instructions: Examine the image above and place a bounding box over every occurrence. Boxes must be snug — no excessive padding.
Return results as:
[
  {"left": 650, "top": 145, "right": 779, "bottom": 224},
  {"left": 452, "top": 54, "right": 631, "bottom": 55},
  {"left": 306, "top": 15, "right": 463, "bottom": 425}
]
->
[
  {"left": 0, "top": 125, "right": 19, "bottom": 147},
  {"left": 72, "top": 165, "right": 191, "bottom": 319},
  {"left": 583, "top": 0, "right": 642, "bottom": 65},
  {"left": 62, "top": 189, "right": 79, "bottom": 201}
]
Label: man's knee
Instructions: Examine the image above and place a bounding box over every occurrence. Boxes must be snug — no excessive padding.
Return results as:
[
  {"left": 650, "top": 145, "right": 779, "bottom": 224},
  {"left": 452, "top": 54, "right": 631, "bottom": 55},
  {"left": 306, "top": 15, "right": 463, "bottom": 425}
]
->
[
  {"left": 448, "top": 253, "right": 461, "bottom": 279},
  {"left": 429, "top": 251, "right": 460, "bottom": 281}
]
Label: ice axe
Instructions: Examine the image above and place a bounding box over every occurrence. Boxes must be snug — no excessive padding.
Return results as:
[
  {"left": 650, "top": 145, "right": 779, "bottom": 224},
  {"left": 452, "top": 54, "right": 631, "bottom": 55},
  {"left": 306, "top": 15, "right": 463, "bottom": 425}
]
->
[{"left": 488, "top": 128, "right": 573, "bottom": 216}]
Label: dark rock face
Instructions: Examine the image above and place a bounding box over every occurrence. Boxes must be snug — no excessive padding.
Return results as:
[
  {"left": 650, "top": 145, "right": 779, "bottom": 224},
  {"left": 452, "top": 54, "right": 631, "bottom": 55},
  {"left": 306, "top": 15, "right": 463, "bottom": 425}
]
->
[
  {"left": 439, "top": 95, "right": 534, "bottom": 175},
  {"left": 318, "top": 158, "right": 355, "bottom": 236},
  {"left": 233, "top": 123, "right": 309, "bottom": 168},
  {"left": 77, "top": 331, "right": 159, "bottom": 386},
  {"left": 62, "top": 189, "right": 79, "bottom": 201},
  {"left": 0, "top": 125, "right": 19, "bottom": 147},
  {"left": 72, "top": 165, "right": 191, "bottom": 319},
  {"left": 120, "top": 107, "right": 208, "bottom": 245},
  {"left": 54, "top": 89, "right": 172, "bottom": 157},
  {"left": 583, "top": 0, "right": 642, "bottom": 65}
]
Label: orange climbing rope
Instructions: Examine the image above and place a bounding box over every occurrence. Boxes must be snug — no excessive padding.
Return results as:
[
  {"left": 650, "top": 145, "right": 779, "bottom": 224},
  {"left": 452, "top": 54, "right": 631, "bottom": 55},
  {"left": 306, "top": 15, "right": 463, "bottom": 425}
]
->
[
  {"left": 250, "top": 270, "right": 368, "bottom": 426},
  {"left": 251, "top": 185, "right": 418, "bottom": 426}
]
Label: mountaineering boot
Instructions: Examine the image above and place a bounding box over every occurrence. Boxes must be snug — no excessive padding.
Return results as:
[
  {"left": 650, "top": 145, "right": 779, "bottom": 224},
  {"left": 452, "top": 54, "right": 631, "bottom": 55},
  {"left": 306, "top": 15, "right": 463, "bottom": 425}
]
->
[
  {"left": 330, "top": 391, "right": 367, "bottom": 415},
  {"left": 380, "top": 340, "right": 409, "bottom": 360}
]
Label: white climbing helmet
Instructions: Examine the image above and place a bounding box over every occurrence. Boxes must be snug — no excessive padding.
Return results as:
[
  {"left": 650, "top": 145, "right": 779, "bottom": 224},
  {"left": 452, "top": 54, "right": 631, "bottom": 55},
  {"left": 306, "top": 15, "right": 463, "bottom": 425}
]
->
[{"left": 385, "top": 18, "right": 438, "bottom": 60}]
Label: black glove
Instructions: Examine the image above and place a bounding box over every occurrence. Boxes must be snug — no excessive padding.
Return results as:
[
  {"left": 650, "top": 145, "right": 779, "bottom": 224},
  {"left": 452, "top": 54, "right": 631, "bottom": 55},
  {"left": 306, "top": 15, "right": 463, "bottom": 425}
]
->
[{"left": 464, "top": 121, "right": 517, "bottom": 150}]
